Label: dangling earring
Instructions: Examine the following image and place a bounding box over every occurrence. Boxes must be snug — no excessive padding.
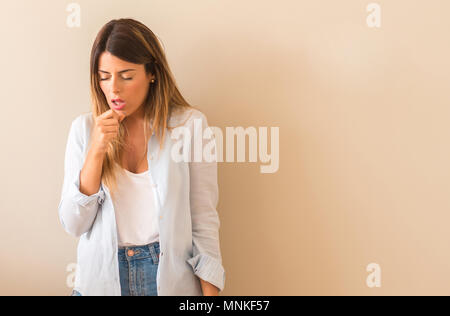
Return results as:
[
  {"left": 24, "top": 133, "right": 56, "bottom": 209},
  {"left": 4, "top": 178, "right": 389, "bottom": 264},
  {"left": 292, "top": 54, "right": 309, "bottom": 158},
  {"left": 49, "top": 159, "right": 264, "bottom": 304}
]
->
[{"left": 151, "top": 79, "right": 155, "bottom": 83}]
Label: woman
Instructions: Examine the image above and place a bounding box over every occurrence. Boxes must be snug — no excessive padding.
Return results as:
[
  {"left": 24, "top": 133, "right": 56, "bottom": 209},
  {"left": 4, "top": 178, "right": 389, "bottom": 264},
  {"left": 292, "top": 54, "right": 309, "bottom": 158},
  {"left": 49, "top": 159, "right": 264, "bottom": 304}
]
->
[{"left": 58, "top": 18, "right": 225, "bottom": 296}]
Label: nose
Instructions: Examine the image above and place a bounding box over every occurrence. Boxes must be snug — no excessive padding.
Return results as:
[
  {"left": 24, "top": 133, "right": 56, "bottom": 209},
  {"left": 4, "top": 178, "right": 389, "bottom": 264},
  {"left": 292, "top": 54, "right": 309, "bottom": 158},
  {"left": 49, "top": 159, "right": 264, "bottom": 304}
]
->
[{"left": 111, "top": 76, "right": 121, "bottom": 94}]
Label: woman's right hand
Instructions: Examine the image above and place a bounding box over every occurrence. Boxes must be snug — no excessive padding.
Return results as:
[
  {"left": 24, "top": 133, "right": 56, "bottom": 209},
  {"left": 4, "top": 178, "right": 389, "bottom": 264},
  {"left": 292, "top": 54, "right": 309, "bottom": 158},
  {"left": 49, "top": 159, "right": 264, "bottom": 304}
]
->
[{"left": 91, "top": 109, "right": 125, "bottom": 155}]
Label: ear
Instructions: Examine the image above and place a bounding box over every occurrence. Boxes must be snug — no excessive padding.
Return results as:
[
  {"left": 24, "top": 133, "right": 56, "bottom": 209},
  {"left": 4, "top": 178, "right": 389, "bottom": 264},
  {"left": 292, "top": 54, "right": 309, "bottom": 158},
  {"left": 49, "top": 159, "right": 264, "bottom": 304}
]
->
[{"left": 147, "top": 72, "right": 155, "bottom": 82}]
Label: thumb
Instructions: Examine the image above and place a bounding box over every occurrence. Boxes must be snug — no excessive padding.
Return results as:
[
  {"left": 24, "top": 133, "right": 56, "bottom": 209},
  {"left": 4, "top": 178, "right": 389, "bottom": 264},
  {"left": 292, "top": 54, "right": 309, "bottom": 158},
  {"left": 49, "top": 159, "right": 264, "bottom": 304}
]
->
[{"left": 112, "top": 109, "right": 126, "bottom": 123}]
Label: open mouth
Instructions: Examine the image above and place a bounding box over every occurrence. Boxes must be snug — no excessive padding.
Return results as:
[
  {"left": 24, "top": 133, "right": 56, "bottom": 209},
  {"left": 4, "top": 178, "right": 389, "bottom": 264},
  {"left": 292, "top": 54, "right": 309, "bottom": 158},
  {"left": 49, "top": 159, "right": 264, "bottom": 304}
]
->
[{"left": 112, "top": 100, "right": 126, "bottom": 109}]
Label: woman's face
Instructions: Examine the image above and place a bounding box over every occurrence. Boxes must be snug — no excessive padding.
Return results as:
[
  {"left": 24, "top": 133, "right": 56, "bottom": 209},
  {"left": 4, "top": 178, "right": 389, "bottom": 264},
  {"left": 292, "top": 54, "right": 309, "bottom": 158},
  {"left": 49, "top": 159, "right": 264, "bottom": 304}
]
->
[{"left": 98, "top": 51, "right": 154, "bottom": 120}]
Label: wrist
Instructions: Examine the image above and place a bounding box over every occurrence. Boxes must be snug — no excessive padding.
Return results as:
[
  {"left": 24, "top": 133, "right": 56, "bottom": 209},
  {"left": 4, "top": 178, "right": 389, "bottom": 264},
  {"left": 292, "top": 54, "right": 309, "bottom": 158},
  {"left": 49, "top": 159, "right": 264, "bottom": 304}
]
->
[
  {"left": 199, "top": 278, "right": 220, "bottom": 296},
  {"left": 89, "top": 144, "right": 107, "bottom": 159}
]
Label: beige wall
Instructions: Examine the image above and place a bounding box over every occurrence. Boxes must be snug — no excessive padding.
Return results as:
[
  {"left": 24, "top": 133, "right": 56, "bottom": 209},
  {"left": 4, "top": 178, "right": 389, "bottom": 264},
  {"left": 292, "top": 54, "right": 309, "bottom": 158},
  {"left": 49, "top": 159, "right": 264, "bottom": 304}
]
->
[{"left": 1, "top": 0, "right": 450, "bottom": 295}]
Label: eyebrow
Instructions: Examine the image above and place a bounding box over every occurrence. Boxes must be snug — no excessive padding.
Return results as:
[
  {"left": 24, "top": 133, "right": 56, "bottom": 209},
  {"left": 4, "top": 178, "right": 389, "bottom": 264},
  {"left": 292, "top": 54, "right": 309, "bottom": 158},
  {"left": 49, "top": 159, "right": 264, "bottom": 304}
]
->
[{"left": 98, "top": 69, "right": 136, "bottom": 74}]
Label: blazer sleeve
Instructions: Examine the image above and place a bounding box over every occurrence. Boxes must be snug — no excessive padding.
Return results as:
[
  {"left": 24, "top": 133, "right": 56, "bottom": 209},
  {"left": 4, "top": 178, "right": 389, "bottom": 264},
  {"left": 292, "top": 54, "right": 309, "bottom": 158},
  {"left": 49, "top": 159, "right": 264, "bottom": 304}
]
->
[
  {"left": 185, "top": 110, "right": 226, "bottom": 292},
  {"left": 58, "top": 115, "right": 105, "bottom": 238}
]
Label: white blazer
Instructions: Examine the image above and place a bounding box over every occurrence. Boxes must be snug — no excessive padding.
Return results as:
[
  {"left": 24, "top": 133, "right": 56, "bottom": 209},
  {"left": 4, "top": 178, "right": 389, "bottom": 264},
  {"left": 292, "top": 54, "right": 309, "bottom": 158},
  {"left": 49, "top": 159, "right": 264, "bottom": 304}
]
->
[{"left": 58, "top": 107, "right": 225, "bottom": 296}]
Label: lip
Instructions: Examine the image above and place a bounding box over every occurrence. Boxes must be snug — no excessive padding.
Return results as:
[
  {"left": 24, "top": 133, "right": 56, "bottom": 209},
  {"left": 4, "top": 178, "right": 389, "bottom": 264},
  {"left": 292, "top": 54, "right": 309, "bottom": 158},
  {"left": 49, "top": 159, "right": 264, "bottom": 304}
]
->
[
  {"left": 111, "top": 99, "right": 126, "bottom": 110},
  {"left": 112, "top": 102, "right": 126, "bottom": 110}
]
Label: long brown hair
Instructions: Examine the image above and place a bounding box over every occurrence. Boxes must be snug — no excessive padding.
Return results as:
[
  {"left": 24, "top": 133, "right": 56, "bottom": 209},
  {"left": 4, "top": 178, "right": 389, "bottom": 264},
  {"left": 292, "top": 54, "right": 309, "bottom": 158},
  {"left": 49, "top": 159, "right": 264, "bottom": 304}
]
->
[{"left": 90, "top": 18, "right": 193, "bottom": 199}]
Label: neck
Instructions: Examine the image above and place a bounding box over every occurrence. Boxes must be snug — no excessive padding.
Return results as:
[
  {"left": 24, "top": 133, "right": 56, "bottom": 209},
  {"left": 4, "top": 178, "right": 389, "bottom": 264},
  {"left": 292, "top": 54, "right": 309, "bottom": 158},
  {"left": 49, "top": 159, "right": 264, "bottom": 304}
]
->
[{"left": 124, "top": 106, "right": 145, "bottom": 128}]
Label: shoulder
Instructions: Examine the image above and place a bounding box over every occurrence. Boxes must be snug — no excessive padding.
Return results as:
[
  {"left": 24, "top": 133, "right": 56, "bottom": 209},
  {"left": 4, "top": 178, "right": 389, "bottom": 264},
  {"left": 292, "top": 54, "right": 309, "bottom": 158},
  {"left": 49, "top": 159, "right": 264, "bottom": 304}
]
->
[
  {"left": 168, "top": 106, "right": 209, "bottom": 129},
  {"left": 70, "top": 111, "right": 94, "bottom": 128},
  {"left": 69, "top": 112, "right": 95, "bottom": 143}
]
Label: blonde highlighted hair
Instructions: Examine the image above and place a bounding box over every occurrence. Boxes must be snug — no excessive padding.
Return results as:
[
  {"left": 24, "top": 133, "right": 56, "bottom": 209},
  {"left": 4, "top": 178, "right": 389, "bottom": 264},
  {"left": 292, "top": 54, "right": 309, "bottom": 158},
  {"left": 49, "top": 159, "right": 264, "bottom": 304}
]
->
[{"left": 89, "top": 18, "right": 193, "bottom": 200}]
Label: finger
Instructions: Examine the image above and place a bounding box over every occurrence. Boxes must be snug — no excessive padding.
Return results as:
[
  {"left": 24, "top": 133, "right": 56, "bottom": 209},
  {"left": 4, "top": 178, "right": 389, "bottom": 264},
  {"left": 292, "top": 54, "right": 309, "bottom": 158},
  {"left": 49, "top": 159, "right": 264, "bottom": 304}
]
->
[
  {"left": 112, "top": 109, "right": 126, "bottom": 122},
  {"left": 102, "top": 125, "right": 119, "bottom": 132},
  {"left": 101, "top": 118, "right": 120, "bottom": 126},
  {"left": 100, "top": 109, "right": 114, "bottom": 119}
]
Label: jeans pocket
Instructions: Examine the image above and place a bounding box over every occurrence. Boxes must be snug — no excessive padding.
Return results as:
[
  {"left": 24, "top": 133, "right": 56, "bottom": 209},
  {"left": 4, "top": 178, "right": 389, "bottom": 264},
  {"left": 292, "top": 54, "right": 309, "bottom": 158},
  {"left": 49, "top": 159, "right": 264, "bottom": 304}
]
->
[{"left": 71, "top": 290, "right": 82, "bottom": 296}]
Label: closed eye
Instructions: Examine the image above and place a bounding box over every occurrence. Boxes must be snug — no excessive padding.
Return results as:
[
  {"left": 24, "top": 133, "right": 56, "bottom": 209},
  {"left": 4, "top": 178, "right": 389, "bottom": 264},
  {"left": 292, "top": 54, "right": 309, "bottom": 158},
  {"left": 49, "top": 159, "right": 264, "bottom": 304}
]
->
[{"left": 100, "top": 78, "right": 133, "bottom": 81}]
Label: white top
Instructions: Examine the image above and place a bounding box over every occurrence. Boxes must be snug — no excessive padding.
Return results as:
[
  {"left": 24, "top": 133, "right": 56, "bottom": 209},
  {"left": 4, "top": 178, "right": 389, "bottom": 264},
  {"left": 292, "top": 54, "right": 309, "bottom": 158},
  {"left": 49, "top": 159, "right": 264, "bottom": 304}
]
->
[
  {"left": 112, "top": 162, "right": 159, "bottom": 247},
  {"left": 58, "top": 107, "right": 225, "bottom": 296}
]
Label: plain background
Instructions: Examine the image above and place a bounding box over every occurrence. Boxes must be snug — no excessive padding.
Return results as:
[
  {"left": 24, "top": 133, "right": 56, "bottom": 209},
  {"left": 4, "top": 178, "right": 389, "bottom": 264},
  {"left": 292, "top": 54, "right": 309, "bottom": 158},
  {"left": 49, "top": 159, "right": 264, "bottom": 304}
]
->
[{"left": 1, "top": 0, "right": 450, "bottom": 295}]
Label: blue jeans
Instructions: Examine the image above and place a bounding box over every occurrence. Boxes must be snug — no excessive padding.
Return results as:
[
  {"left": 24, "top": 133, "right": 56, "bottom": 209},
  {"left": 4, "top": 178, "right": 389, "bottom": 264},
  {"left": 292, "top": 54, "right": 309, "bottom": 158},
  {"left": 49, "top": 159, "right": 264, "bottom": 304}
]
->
[{"left": 71, "top": 241, "right": 160, "bottom": 296}]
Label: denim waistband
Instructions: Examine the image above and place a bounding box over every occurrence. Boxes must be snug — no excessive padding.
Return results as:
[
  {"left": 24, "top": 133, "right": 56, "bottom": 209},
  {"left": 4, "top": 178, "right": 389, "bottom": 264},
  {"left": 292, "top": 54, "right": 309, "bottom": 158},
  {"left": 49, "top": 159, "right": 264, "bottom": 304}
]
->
[{"left": 118, "top": 241, "right": 160, "bottom": 262}]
